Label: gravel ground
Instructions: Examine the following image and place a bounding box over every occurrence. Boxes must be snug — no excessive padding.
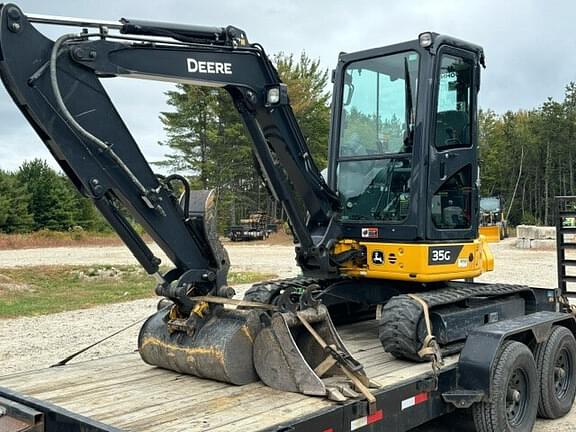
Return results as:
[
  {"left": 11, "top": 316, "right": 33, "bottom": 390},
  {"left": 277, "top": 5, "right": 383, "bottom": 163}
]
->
[
  {"left": 0, "top": 238, "right": 572, "bottom": 431},
  {"left": 0, "top": 242, "right": 299, "bottom": 375}
]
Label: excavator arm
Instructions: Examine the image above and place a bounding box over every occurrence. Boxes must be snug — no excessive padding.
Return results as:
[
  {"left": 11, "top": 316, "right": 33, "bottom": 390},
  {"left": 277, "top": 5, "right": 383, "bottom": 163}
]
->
[
  {"left": 0, "top": 5, "right": 340, "bottom": 310},
  {"left": 0, "top": 4, "right": 366, "bottom": 396}
]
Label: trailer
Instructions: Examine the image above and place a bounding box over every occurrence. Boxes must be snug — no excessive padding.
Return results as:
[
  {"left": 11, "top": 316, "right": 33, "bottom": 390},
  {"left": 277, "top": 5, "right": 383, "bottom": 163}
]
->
[
  {"left": 227, "top": 212, "right": 270, "bottom": 242},
  {"left": 0, "top": 284, "right": 574, "bottom": 432},
  {"left": 0, "top": 197, "right": 575, "bottom": 431}
]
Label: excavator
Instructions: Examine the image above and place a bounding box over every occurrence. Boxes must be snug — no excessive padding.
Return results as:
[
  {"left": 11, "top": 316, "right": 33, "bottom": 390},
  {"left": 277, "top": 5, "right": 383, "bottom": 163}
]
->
[{"left": 0, "top": 2, "right": 541, "bottom": 410}]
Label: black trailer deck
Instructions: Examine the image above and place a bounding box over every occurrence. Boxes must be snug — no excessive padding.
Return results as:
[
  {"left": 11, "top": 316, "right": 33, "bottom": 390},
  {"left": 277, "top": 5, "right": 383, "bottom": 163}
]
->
[{"left": 0, "top": 320, "right": 460, "bottom": 432}]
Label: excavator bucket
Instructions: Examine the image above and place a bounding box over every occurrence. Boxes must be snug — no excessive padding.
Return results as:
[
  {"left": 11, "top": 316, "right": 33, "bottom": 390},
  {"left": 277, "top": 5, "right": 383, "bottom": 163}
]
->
[
  {"left": 139, "top": 306, "right": 262, "bottom": 385},
  {"left": 140, "top": 280, "right": 372, "bottom": 401},
  {"left": 253, "top": 304, "right": 370, "bottom": 397}
]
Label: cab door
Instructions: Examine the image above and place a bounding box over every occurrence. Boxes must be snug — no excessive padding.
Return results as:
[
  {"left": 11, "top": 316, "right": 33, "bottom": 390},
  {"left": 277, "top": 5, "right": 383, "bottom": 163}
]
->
[{"left": 426, "top": 46, "right": 480, "bottom": 242}]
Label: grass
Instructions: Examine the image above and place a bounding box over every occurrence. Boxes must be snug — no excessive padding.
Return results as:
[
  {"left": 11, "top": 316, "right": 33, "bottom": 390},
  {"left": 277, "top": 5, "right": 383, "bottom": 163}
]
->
[
  {"left": 0, "top": 230, "right": 124, "bottom": 250},
  {"left": 0, "top": 230, "right": 294, "bottom": 250},
  {"left": 0, "top": 265, "right": 276, "bottom": 319}
]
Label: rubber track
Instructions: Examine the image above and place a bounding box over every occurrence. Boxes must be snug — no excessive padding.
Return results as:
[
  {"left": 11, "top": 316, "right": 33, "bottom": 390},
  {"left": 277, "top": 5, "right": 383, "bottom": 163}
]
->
[
  {"left": 243, "top": 276, "right": 343, "bottom": 305},
  {"left": 379, "top": 283, "right": 531, "bottom": 361}
]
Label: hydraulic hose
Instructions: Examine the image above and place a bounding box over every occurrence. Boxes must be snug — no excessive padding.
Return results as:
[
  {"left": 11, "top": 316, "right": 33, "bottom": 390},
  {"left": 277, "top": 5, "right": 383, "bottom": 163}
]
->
[
  {"left": 160, "top": 174, "right": 191, "bottom": 217},
  {"left": 50, "top": 33, "right": 149, "bottom": 198}
]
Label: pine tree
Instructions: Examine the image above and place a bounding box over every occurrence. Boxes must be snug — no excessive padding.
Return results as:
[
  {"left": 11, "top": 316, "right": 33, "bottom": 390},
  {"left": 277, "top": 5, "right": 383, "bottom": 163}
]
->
[
  {"left": 477, "top": 83, "right": 576, "bottom": 226},
  {"left": 274, "top": 52, "right": 331, "bottom": 169},
  {"left": 158, "top": 51, "right": 331, "bottom": 228},
  {"left": 0, "top": 171, "right": 33, "bottom": 233},
  {"left": 17, "top": 159, "right": 76, "bottom": 230}
]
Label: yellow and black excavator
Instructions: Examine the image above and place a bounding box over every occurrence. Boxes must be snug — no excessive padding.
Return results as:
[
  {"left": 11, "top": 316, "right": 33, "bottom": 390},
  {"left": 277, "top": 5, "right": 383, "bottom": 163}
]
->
[{"left": 0, "top": 3, "right": 521, "bottom": 401}]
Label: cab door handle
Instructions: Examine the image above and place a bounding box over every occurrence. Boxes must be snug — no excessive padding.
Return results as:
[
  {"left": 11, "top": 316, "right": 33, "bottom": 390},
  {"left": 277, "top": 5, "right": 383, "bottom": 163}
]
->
[{"left": 439, "top": 153, "right": 457, "bottom": 180}]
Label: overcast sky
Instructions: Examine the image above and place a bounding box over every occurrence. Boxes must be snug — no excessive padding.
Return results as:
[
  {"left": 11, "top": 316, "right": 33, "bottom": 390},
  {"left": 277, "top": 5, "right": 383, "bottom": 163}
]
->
[{"left": 1, "top": 0, "right": 574, "bottom": 171}]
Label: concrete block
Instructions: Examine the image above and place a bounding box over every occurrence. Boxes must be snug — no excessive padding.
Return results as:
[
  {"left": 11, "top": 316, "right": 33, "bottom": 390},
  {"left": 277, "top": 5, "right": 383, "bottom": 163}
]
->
[
  {"left": 516, "top": 225, "right": 556, "bottom": 240},
  {"left": 530, "top": 239, "right": 556, "bottom": 250},
  {"left": 516, "top": 225, "right": 534, "bottom": 239},
  {"left": 534, "top": 226, "right": 556, "bottom": 240},
  {"left": 515, "top": 238, "right": 532, "bottom": 249}
]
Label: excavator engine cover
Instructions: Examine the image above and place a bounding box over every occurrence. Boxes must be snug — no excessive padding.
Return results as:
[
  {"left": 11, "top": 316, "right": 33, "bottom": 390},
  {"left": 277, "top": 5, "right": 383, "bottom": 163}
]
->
[{"left": 138, "top": 306, "right": 262, "bottom": 385}]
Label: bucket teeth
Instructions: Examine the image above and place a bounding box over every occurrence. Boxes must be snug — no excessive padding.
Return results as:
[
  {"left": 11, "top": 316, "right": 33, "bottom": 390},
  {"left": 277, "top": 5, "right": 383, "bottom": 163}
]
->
[
  {"left": 323, "top": 378, "right": 360, "bottom": 398},
  {"left": 326, "top": 387, "right": 347, "bottom": 403}
]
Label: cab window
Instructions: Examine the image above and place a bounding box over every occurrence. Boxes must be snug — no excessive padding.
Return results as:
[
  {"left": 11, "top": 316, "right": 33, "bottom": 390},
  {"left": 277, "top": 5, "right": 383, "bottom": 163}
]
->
[
  {"left": 337, "top": 51, "right": 418, "bottom": 223},
  {"left": 435, "top": 54, "right": 473, "bottom": 150}
]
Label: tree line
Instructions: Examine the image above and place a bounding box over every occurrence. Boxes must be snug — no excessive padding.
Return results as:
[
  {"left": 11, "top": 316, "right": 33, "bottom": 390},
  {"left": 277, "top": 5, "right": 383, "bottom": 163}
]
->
[
  {"left": 0, "top": 159, "right": 107, "bottom": 233},
  {"left": 1, "top": 54, "right": 574, "bottom": 234},
  {"left": 479, "top": 83, "right": 576, "bottom": 225}
]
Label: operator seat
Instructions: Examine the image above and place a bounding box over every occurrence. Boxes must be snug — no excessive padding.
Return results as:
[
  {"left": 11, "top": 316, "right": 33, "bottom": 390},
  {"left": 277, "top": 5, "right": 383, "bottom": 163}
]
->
[{"left": 435, "top": 110, "right": 468, "bottom": 147}]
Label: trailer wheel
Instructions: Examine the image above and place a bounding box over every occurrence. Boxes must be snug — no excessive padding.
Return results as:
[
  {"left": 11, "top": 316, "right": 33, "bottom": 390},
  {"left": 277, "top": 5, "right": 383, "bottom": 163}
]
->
[
  {"left": 534, "top": 325, "right": 576, "bottom": 419},
  {"left": 472, "top": 340, "right": 538, "bottom": 432}
]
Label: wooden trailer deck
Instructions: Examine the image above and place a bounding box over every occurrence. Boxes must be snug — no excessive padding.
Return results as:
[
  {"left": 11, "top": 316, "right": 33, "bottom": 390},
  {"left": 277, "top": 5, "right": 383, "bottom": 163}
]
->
[{"left": 0, "top": 321, "right": 458, "bottom": 431}]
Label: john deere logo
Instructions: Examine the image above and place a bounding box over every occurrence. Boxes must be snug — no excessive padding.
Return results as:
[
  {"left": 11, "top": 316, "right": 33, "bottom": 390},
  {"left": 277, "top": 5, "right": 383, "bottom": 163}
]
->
[
  {"left": 186, "top": 58, "right": 232, "bottom": 75},
  {"left": 372, "top": 250, "right": 384, "bottom": 265}
]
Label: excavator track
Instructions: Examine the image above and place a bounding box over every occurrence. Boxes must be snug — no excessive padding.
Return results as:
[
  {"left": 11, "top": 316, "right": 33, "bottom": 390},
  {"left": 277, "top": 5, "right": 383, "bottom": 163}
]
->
[
  {"left": 246, "top": 278, "right": 533, "bottom": 363},
  {"left": 379, "top": 283, "right": 531, "bottom": 361},
  {"left": 244, "top": 276, "right": 342, "bottom": 305}
]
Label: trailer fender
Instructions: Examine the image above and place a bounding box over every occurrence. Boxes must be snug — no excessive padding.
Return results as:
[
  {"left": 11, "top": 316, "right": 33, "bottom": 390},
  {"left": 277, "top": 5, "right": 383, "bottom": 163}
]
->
[{"left": 443, "top": 311, "right": 576, "bottom": 406}]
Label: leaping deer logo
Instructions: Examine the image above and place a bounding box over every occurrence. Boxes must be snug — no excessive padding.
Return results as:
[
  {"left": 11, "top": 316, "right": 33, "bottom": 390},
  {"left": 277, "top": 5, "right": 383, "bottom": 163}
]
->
[{"left": 372, "top": 251, "right": 384, "bottom": 265}]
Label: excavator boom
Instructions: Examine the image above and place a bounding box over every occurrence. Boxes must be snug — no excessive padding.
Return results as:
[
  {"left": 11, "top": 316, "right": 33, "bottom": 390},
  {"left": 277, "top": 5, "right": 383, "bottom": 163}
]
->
[
  {"left": 0, "top": 4, "right": 366, "bottom": 399},
  {"left": 0, "top": 5, "right": 340, "bottom": 293}
]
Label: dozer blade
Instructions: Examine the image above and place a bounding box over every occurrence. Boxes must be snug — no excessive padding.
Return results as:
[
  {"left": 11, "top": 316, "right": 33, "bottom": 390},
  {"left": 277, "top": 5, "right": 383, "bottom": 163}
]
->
[
  {"left": 479, "top": 225, "right": 501, "bottom": 242},
  {"left": 138, "top": 306, "right": 261, "bottom": 385},
  {"left": 253, "top": 304, "right": 369, "bottom": 397}
]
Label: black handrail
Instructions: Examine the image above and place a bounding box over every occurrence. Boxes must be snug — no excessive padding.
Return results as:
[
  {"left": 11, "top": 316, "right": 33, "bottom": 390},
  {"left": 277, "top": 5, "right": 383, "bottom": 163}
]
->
[{"left": 556, "top": 195, "right": 576, "bottom": 298}]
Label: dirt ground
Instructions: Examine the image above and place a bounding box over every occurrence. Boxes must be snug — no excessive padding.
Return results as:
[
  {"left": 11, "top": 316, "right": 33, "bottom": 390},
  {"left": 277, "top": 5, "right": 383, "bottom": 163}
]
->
[{"left": 0, "top": 238, "right": 573, "bottom": 431}]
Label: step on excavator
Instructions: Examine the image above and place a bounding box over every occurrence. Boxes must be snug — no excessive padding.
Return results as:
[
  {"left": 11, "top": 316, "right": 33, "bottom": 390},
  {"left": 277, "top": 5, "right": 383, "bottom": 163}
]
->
[{"left": 0, "top": 3, "right": 555, "bottom": 411}]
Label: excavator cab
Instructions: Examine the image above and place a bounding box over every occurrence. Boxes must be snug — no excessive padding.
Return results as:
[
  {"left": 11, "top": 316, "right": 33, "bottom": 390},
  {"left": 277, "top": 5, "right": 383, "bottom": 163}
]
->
[{"left": 328, "top": 33, "right": 493, "bottom": 282}]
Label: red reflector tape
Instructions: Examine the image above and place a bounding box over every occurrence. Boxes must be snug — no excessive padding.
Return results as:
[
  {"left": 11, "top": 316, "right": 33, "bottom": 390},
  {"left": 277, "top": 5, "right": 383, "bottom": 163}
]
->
[
  {"left": 367, "top": 409, "right": 384, "bottom": 423},
  {"left": 401, "top": 392, "right": 429, "bottom": 410},
  {"left": 350, "top": 409, "right": 384, "bottom": 430},
  {"left": 415, "top": 392, "right": 428, "bottom": 404},
  {"left": 322, "top": 428, "right": 334, "bottom": 432}
]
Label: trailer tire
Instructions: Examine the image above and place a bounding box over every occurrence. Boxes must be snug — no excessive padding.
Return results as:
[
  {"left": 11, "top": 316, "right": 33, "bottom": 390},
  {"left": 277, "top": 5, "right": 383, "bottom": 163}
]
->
[
  {"left": 534, "top": 325, "right": 576, "bottom": 419},
  {"left": 472, "top": 340, "right": 538, "bottom": 432}
]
